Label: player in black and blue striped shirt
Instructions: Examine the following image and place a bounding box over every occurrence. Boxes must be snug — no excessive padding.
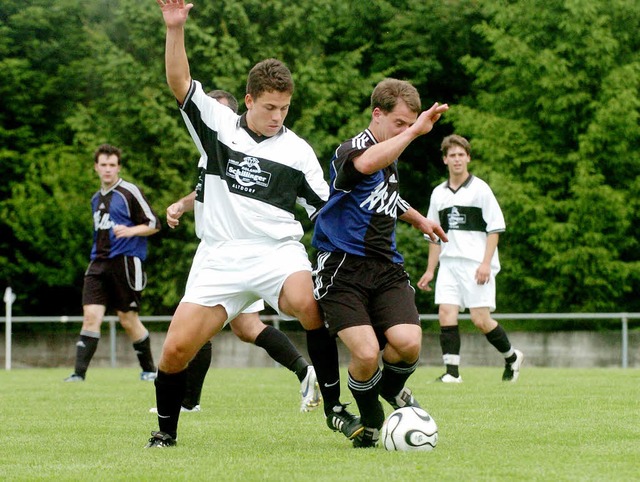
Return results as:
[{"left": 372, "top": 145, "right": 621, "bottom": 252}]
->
[
  {"left": 313, "top": 79, "right": 448, "bottom": 448},
  {"left": 65, "top": 144, "right": 161, "bottom": 383}
]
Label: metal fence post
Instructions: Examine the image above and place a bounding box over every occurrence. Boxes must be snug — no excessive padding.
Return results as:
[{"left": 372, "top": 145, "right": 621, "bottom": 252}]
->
[
  {"left": 109, "top": 318, "right": 117, "bottom": 368},
  {"left": 4, "top": 287, "right": 17, "bottom": 371},
  {"left": 621, "top": 315, "right": 628, "bottom": 369}
]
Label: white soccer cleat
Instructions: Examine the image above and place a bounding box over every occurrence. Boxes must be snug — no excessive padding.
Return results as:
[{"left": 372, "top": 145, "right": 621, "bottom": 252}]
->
[
  {"left": 299, "top": 366, "right": 322, "bottom": 412},
  {"left": 435, "top": 373, "right": 463, "bottom": 384},
  {"left": 503, "top": 349, "right": 524, "bottom": 382},
  {"left": 181, "top": 405, "right": 201, "bottom": 413},
  {"left": 149, "top": 405, "right": 201, "bottom": 414},
  {"left": 140, "top": 371, "right": 157, "bottom": 381}
]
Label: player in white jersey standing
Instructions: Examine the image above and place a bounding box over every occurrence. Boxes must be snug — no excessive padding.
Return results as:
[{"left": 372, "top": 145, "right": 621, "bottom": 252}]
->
[
  {"left": 417, "top": 134, "right": 524, "bottom": 383},
  {"left": 148, "top": 0, "right": 348, "bottom": 448}
]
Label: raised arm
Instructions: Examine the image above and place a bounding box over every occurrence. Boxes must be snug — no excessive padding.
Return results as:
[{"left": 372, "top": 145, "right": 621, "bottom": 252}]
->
[
  {"left": 354, "top": 102, "right": 449, "bottom": 175},
  {"left": 156, "top": 0, "right": 194, "bottom": 104}
]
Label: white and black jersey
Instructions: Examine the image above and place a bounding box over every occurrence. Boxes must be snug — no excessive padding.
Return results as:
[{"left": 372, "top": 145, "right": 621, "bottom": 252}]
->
[
  {"left": 427, "top": 174, "right": 505, "bottom": 270},
  {"left": 180, "top": 80, "right": 329, "bottom": 243}
]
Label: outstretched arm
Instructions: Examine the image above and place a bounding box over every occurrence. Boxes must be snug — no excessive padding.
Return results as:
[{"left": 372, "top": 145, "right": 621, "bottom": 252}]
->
[
  {"left": 156, "top": 0, "right": 194, "bottom": 104},
  {"left": 399, "top": 207, "right": 448, "bottom": 244},
  {"left": 354, "top": 102, "right": 449, "bottom": 175}
]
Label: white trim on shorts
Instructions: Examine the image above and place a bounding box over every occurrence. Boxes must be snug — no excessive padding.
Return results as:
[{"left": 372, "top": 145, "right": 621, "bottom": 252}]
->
[
  {"left": 435, "top": 257, "right": 497, "bottom": 312},
  {"left": 181, "top": 237, "right": 311, "bottom": 324}
]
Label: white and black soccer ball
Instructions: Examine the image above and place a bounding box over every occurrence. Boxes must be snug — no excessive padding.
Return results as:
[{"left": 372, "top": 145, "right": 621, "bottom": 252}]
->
[{"left": 380, "top": 406, "right": 438, "bottom": 452}]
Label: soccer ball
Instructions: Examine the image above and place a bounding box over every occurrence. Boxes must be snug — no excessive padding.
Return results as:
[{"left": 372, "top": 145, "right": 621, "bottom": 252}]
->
[{"left": 380, "top": 406, "right": 438, "bottom": 452}]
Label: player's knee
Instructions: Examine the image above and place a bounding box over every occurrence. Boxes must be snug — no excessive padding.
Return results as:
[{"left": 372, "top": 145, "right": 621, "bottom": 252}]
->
[
  {"left": 290, "top": 298, "right": 323, "bottom": 330},
  {"left": 352, "top": 345, "right": 379, "bottom": 368},
  {"left": 159, "top": 343, "right": 193, "bottom": 373},
  {"left": 471, "top": 316, "right": 496, "bottom": 333},
  {"left": 232, "top": 327, "right": 255, "bottom": 343},
  {"left": 403, "top": 338, "right": 421, "bottom": 361}
]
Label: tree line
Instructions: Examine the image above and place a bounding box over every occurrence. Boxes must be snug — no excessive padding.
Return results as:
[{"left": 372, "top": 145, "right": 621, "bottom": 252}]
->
[{"left": 1, "top": 0, "right": 638, "bottom": 327}]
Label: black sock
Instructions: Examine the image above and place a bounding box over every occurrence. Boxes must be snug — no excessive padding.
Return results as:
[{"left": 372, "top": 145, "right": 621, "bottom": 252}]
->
[
  {"left": 348, "top": 369, "right": 385, "bottom": 429},
  {"left": 306, "top": 327, "right": 341, "bottom": 415},
  {"left": 440, "top": 325, "right": 461, "bottom": 377},
  {"left": 292, "top": 358, "right": 311, "bottom": 383},
  {"left": 254, "top": 325, "right": 308, "bottom": 381},
  {"left": 74, "top": 331, "right": 100, "bottom": 378},
  {"left": 155, "top": 369, "right": 188, "bottom": 440},
  {"left": 183, "top": 340, "right": 212, "bottom": 409},
  {"left": 133, "top": 332, "right": 156, "bottom": 373},
  {"left": 485, "top": 324, "right": 513, "bottom": 357},
  {"left": 380, "top": 358, "right": 418, "bottom": 402}
]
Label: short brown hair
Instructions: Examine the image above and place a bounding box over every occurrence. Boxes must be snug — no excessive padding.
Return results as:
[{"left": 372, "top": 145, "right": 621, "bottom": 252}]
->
[
  {"left": 246, "top": 58, "right": 294, "bottom": 99},
  {"left": 371, "top": 78, "right": 421, "bottom": 114},
  {"left": 207, "top": 90, "right": 239, "bottom": 113},
  {"left": 94, "top": 144, "right": 121, "bottom": 164},
  {"left": 441, "top": 134, "right": 471, "bottom": 156}
]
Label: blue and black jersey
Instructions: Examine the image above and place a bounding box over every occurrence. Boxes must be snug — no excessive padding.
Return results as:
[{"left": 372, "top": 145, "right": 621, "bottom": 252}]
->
[
  {"left": 90, "top": 179, "right": 160, "bottom": 261},
  {"left": 312, "top": 129, "right": 409, "bottom": 264}
]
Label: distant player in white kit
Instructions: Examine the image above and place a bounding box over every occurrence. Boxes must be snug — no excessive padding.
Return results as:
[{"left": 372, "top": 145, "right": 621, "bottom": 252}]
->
[{"left": 418, "top": 134, "right": 524, "bottom": 383}]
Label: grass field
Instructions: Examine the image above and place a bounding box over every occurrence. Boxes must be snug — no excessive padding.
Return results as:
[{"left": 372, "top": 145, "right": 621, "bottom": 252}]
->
[{"left": 1, "top": 366, "right": 638, "bottom": 481}]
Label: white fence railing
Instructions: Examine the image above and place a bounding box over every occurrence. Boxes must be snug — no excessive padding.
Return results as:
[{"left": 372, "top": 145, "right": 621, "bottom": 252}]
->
[{"left": 3, "top": 287, "right": 639, "bottom": 370}]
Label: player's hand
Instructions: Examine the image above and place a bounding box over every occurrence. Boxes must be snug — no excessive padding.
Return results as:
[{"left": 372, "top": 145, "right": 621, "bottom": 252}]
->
[
  {"left": 411, "top": 102, "right": 449, "bottom": 137},
  {"left": 112, "top": 224, "right": 133, "bottom": 238},
  {"left": 422, "top": 219, "right": 448, "bottom": 244},
  {"left": 156, "top": 0, "right": 193, "bottom": 28},
  {"left": 166, "top": 202, "right": 184, "bottom": 229},
  {"left": 417, "top": 271, "right": 434, "bottom": 292},
  {"left": 475, "top": 263, "right": 491, "bottom": 285}
]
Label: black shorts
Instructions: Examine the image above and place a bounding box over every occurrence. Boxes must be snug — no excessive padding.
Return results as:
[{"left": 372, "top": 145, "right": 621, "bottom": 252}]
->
[
  {"left": 82, "top": 255, "right": 147, "bottom": 313},
  {"left": 313, "top": 252, "right": 420, "bottom": 341}
]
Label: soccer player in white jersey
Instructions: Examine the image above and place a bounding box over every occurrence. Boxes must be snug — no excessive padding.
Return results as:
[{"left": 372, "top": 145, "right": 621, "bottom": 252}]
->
[
  {"left": 151, "top": 90, "right": 321, "bottom": 415},
  {"left": 417, "top": 134, "right": 524, "bottom": 383},
  {"left": 148, "top": 0, "right": 348, "bottom": 448}
]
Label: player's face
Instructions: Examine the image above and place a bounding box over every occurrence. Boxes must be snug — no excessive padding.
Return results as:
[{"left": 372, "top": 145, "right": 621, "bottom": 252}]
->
[
  {"left": 245, "top": 90, "right": 291, "bottom": 137},
  {"left": 373, "top": 100, "right": 418, "bottom": 142},
  {"left": 443, "top": 145, "right": 470, "bottom": 176},
  {"left": 94, "top": 154, "right": 121, "bottom": 188}
]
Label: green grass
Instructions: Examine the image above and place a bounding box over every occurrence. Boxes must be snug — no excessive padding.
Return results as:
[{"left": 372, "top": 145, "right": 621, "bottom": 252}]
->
[{"left": 1, "top": 367, "right": 638, "bottom": 481}]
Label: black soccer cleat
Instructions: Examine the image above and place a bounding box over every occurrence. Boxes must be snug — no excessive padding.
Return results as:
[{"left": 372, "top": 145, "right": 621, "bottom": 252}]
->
[
  {"left": 326, "top": 404, "right": 364, "bottom": 440},
  {"left": 144, "top": 431, "right": 176, "bottom": 448},
  {"left": 352, "top": 427, "right": 380, "bottom": 449}
]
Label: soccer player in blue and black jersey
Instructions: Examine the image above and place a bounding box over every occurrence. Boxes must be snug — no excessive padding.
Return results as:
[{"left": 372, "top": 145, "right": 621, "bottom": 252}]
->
[
  {"left": 65, "top": 144, "right": 160, "bottom": 383},
  {"left": 313, "top": 79, "right": 448, "bottom": 448}
]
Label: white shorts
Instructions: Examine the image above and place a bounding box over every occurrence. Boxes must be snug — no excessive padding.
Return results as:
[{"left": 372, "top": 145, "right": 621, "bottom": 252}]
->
[
  {"left": 435, "top": 258, "right": 497, "bottom": 312},
  {"left": 181, "top": 237, "right": 312, "bottom": 324}
]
